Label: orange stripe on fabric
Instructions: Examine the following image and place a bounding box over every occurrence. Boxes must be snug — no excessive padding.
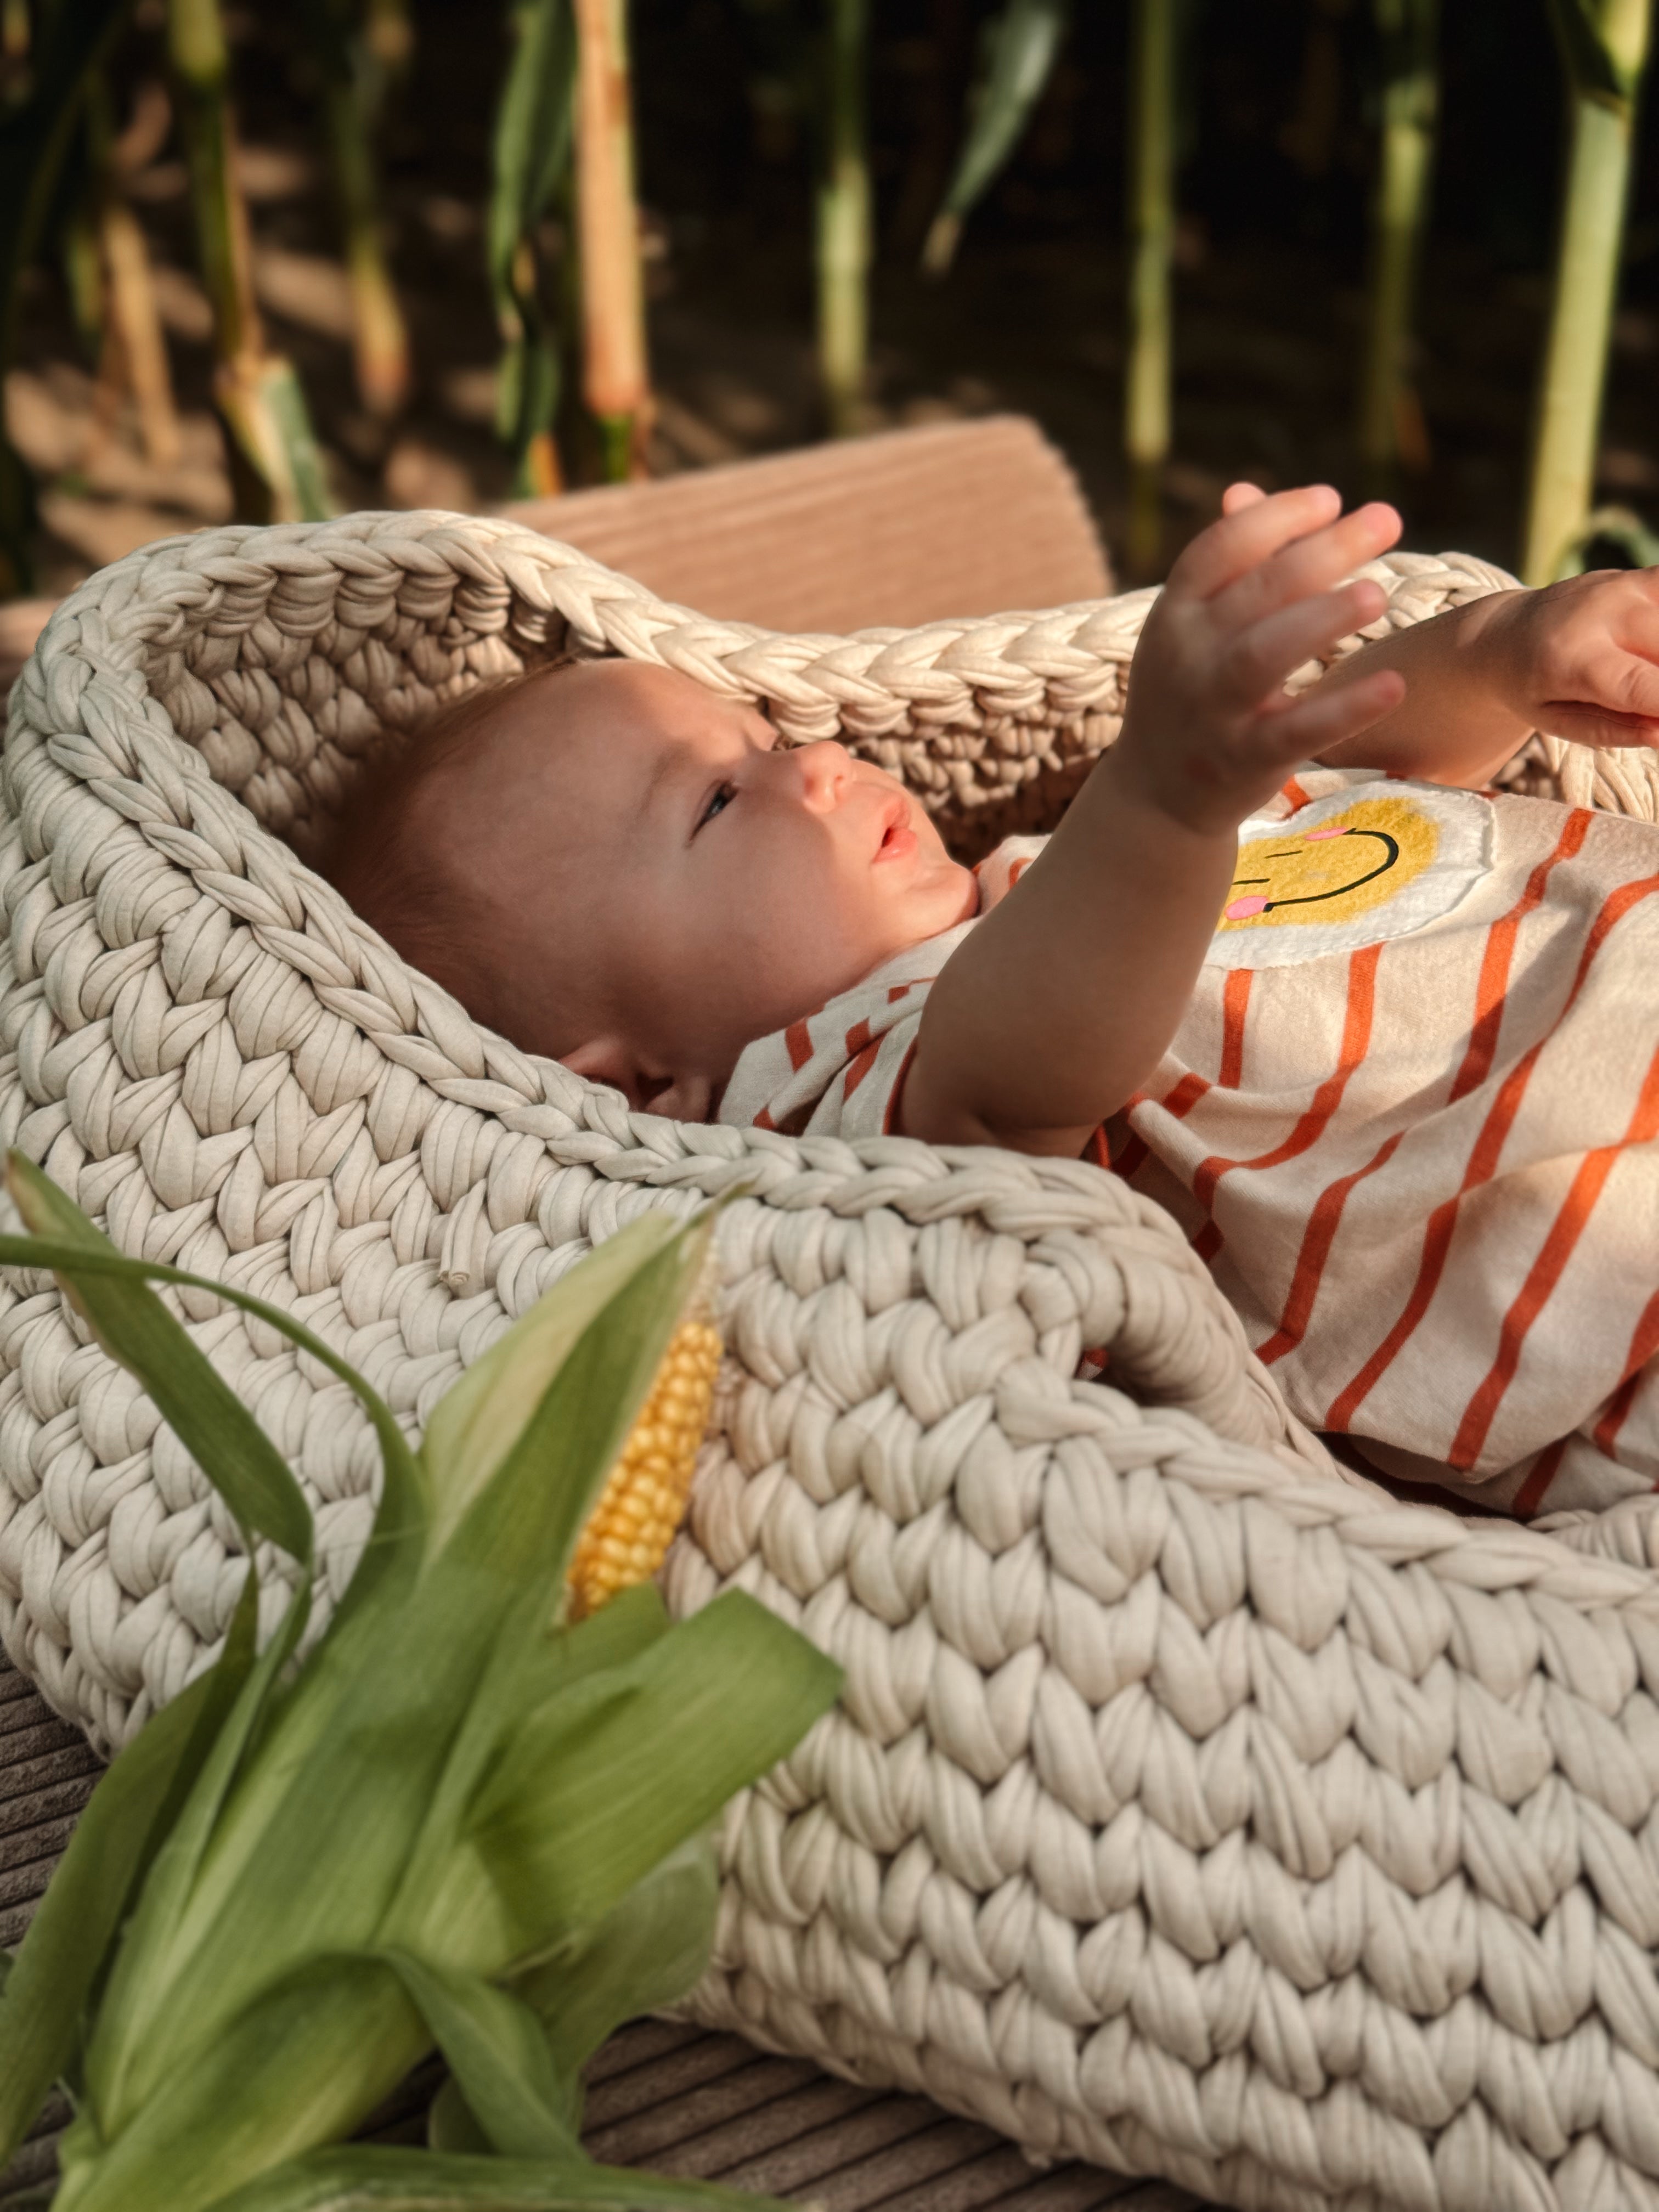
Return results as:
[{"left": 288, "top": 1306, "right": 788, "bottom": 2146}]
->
[
  {"left": 1450, "top": 810, "right": 1592, "bottom": 1104},
  {"left": 1084, "top": 1126, "right": 1112, "bottom": 1170},
  {"left": 1281, "top": 776, "right": 1311, "bottom": 811},
  {"left": 1192, "top": 1221, "right": 1224, "bottom": 1265},
  {"left": 1256, "top": 1128, "right": 1406, "bottom": 1367},
  {"left": 1449, "top": 1033, "right": 1659, "bottom": 1468},
  {"left": 843, "top": 1037, "right": 882, "bottom": 1100},
  {"left": 753, "top": 1106, "right": 777, "bottom": 1131},
  {"left": 1328, "top": 847, "right": 1659, "bottom": 1431},
  {"left": 1190, "top": 944, "right": 1383, "bottom": 1216},
  {"left": 1593, "top": 1286, "right": 1659, "bottom": 1455},
  {"left": 1218, "top": 969, "right": 1252, "bottom": 1089},
  {"left": 785, "top": 1019, "right": 813, "bottom": 1072},
  {"left": 844, "top": 1017, "right": 873, "bottom": 1060},
  {"left": 1511, "top": 1438, "right": 1568, "bottom": 1519},
  {"left": 1159, "top": 1072, "right": 1211, "bottom": 1122},
  {"left": 1111, "top": 1131, "right": 1149, "bottom": 1180}
]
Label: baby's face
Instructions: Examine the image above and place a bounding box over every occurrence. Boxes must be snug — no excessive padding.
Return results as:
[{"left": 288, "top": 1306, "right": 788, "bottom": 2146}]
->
[{"left": 487, "top": 661, "right": 977, "bottom": 1110}]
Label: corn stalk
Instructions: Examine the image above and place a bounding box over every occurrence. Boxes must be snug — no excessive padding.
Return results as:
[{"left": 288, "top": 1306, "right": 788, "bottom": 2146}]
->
[
  {"left": 0, "top": 1155, "right": 839, "bottom": 2211},
  {"left": 1522, "top": 0, "right": 1654, "bottom": 583},
  {"left": 1125, "top": 0, "right": 1177, "bottom": 580},
  {"left": 1357, "top": 0, "right": 1437, "bottom": 489},
  {"left": 574, "top": 0, "right": 650, "bottom": 479},
  {"left": 167, "top": 0, "right": 333, "bottom": 522},
  {"left": 491, "top": 0, "right": 576, "bottom": 498},
  {"left": 307, "top": 0, "right": 411, "bottom": 419},
  {"left": 1, "top": 0, "right": 27, "bottom": 101},
  {"left": 363, "top": 0, "right": 413, "bottom": 116},
  {"left": 77, "top": 70, "right": 183, "bottom": 469},
  {"left": 922, "top": 0, "right": 1069, "bottom": 275},
  {"left": 817, "top": 0, "right": 868, "bottom": 437},
  {"left": 0, "top": 0, "right": 132, "bottom": 594}
]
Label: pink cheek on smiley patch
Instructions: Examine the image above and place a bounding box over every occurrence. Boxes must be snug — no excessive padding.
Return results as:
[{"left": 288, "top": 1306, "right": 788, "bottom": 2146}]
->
[
  {"left": 1225, "top": 895, "right": 1269, "bottom": 919},
  {"left": 1303, "top": 826, "right": 1350, "bottom": 840}
]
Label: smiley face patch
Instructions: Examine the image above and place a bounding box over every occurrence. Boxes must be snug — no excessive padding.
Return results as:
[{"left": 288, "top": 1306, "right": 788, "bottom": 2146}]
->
[{"left": 1204, "top": 782, "right": 1493, "bottom": 970}]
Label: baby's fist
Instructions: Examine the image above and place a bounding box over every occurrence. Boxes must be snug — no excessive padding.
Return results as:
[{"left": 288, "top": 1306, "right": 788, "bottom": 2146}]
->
[{"left": 1479, "top": 567, "right": 1659, "bottom": 752}]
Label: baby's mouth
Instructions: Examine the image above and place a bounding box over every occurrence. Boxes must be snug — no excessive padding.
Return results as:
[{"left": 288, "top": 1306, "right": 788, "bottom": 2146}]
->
[{"left": 874, "top": 795, "right": 917, "bottom": 862}]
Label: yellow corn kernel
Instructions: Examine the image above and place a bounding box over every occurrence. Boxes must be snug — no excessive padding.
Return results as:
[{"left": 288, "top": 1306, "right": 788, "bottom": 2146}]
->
[{"left": 567, "top": 1317, "right": 724, "bottom": 1620}]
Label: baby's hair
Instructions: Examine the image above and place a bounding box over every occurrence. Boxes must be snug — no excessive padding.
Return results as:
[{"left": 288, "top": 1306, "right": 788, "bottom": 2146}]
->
[{"left": 321, "top": 651, "right": 583, "bottom": 1020}]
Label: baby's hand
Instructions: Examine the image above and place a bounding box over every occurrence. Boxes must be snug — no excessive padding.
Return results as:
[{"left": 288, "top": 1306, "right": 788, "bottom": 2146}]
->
[
  {"left": 1475, "top": 567, "right": 1659, "bottom": 752},
  {"left": 1111, "top": 483, "right": 1406, "bottom": 833}
]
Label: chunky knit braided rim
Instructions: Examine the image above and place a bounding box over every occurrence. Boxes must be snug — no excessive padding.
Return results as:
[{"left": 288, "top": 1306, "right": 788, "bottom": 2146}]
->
[{"left": 5, "top": 512, "right": 1659, "bottom": 2212}]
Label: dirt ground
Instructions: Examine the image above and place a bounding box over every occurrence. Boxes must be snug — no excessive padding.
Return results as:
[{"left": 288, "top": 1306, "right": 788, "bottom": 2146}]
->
[{"left": 11, "top": 0, "right": 1659, "bottom": 605}]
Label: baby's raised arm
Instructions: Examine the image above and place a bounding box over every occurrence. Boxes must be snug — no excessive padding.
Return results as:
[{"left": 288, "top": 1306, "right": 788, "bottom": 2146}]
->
[
  {"left": 1313, "top": 562, "right": 1659, "bottom": 784},
  {"left": 898, "top": 486, "right": 1406, "bottom": 1157}
]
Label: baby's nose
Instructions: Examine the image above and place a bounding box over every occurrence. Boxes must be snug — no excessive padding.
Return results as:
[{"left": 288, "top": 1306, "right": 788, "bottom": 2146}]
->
[{"left": 793, "top": 740, "right": 855, "bottom": 811}]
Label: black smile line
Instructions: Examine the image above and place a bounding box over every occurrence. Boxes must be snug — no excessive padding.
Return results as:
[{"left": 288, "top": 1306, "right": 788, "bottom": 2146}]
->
[{"left": 1229, "top": 829, "right": 1401, "bottom": 912}]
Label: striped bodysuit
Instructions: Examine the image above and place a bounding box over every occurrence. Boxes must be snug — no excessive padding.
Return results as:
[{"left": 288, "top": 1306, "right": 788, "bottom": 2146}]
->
[{"left": 718, "top": 767, "right": 1659, "bottom": 1517}]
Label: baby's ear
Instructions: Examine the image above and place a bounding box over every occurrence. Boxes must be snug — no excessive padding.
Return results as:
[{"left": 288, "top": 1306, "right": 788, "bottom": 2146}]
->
[
  {"left": 560, "top": 1035, "right": 649, "bottom": 1107},
  {"left": 560, "top": 1035, "right": 705, "bottom": 1118}
]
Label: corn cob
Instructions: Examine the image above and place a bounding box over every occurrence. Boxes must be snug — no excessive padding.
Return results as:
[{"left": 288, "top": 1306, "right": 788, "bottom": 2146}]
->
[{"left": 568, "top": 1314, "right": 722, "bottom": 1617}]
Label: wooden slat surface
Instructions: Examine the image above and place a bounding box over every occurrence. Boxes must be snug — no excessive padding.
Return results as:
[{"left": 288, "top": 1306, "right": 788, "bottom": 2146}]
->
[{"left": 0, "top": 1654, "right": 1197, "bottom": 2211}]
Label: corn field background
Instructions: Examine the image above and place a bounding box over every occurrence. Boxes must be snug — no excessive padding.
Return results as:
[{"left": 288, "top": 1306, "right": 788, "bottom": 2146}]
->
[{"left": 4, "top": 0, "right": 1659, "bottom": 605}]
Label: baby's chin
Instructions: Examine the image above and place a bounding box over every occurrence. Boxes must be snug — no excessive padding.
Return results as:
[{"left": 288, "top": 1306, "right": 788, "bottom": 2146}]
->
[{"left": 912, "top": 853, "right": 979, "bottom": 932}]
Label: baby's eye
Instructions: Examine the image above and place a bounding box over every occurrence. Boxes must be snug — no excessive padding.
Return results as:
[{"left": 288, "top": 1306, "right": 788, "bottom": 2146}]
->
[{"left": 698, "top": 782, "right": 736, "bottom": 831}]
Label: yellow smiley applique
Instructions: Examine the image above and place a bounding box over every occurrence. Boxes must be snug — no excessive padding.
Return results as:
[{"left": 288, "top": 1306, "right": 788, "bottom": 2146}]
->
[{"left": 1204, "top": 783, "right": 1492, "bottom": 970}]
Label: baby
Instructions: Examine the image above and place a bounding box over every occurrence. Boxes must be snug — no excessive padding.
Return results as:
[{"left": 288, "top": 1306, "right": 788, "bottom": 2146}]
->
[{"left": 326, "top": 485, "right": 1659, "bottom": 1519}]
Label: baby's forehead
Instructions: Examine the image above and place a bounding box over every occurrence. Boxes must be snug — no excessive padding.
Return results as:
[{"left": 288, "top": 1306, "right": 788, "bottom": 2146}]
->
[{"left": 464, "top": 659, "right": 733, "bottom": 848}]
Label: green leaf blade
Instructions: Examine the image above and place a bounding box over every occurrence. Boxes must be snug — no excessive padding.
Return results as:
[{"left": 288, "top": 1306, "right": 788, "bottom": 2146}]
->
[
  {"left": 923, "top": 0, "right": 1070, "bottom": 272},
  {"left": 0, "top": 1654, "right": 234, "bottom": 2171},
  {"left": 205, "top": 2143, "right": 805, "bottom": 2212},
  {"left": 4, "top": 1159, "right": 314, "bottom": 1570},
  {"left": 467, "top": 1592, "right": 840, "bottom": 1945},
  {"left": 418, "top": 1212, "right": 679, "bottom": 1555},
  {"left": 379, "top": 1950, "right": 575, "bottom": 2159}
]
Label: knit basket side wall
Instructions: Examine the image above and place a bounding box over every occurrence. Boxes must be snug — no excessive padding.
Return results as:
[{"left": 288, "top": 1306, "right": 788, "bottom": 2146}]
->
[{"left": 4, "top": 514, "right": 1659, "bottom": 2212}]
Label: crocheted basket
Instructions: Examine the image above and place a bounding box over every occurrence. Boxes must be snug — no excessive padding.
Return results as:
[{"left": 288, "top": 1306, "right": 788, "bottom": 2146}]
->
[{"left": 5, "top": 512, "right": 1659, "bottom": 2212}]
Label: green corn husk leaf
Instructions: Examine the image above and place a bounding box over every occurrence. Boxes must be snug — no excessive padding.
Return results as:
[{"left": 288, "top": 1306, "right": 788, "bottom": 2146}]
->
[
  {"left": 206, "top": 2144, "right": 805, "bottom": 2212},
  {"left": 64, "top": 1945, "right": 575, "bottom": 2210},
  {"left": 3, "top": 1153, "right": 427, "bottom": 1605},
  {"left": 54, "top": 1951, "right": 424, "bottom": 2212},
  {"left": 922, "top": 0, "right": 1070, "bottom": 274},
  {"left": 386, "top": 1583, "right": 671, "bottom": 1971},
  {"left": 379, "top": 1950, "right": 574, "bottom": 2159},
  {"left": 419, "top": 1211, "right": 678, "bottom": 1555},
  {"left": 421, "top": 1628, "right": 717, "bottom": 2153},
  {"left": 432, "top": 1220, "right": 707, "bottom": 1589},
  {"left": 2, "top": 1170, "right": 835, "bottom": 2212},
  {"left": 0, "top": 1622, "right": 248, "bottom": 2172},
  {"left": 514, "top": 1831, "right": 719, "bottom": 2086},
  {"left": 421, "top": 1829, "right": 721, "bottom": 2148},
  {"left": 80, "top": 1227, "right": 720, "bottom": 2162},
  {"left": 466, "top": 1589, "right": 839, "bottom": 1944},
  {"left": 7, "top": 1156, "right": 314, "bottom": 1567}
]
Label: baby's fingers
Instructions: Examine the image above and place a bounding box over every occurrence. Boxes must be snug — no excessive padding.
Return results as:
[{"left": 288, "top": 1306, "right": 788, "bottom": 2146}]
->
[
  {"left": 1169, "top": 484, "right": 1342, "bottom": 599},
  {"left": 1221, "top": 578, "right": 1389, "bottom": 710},
  {"left": 1217, "top": 500, "right": 1401, "bottom": 628},
  {"left": 1262, "top": 665, "right": 1407, "bottom": 762}
]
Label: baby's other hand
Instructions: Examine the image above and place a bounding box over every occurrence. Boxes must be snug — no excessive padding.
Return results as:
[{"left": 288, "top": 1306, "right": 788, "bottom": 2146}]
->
[
  {"left": 1113, "top": 483, "right": 1406, "bottom": 833},
  {"left": 1476, "top": 567, "right": 1659, "bottom": 753}
]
